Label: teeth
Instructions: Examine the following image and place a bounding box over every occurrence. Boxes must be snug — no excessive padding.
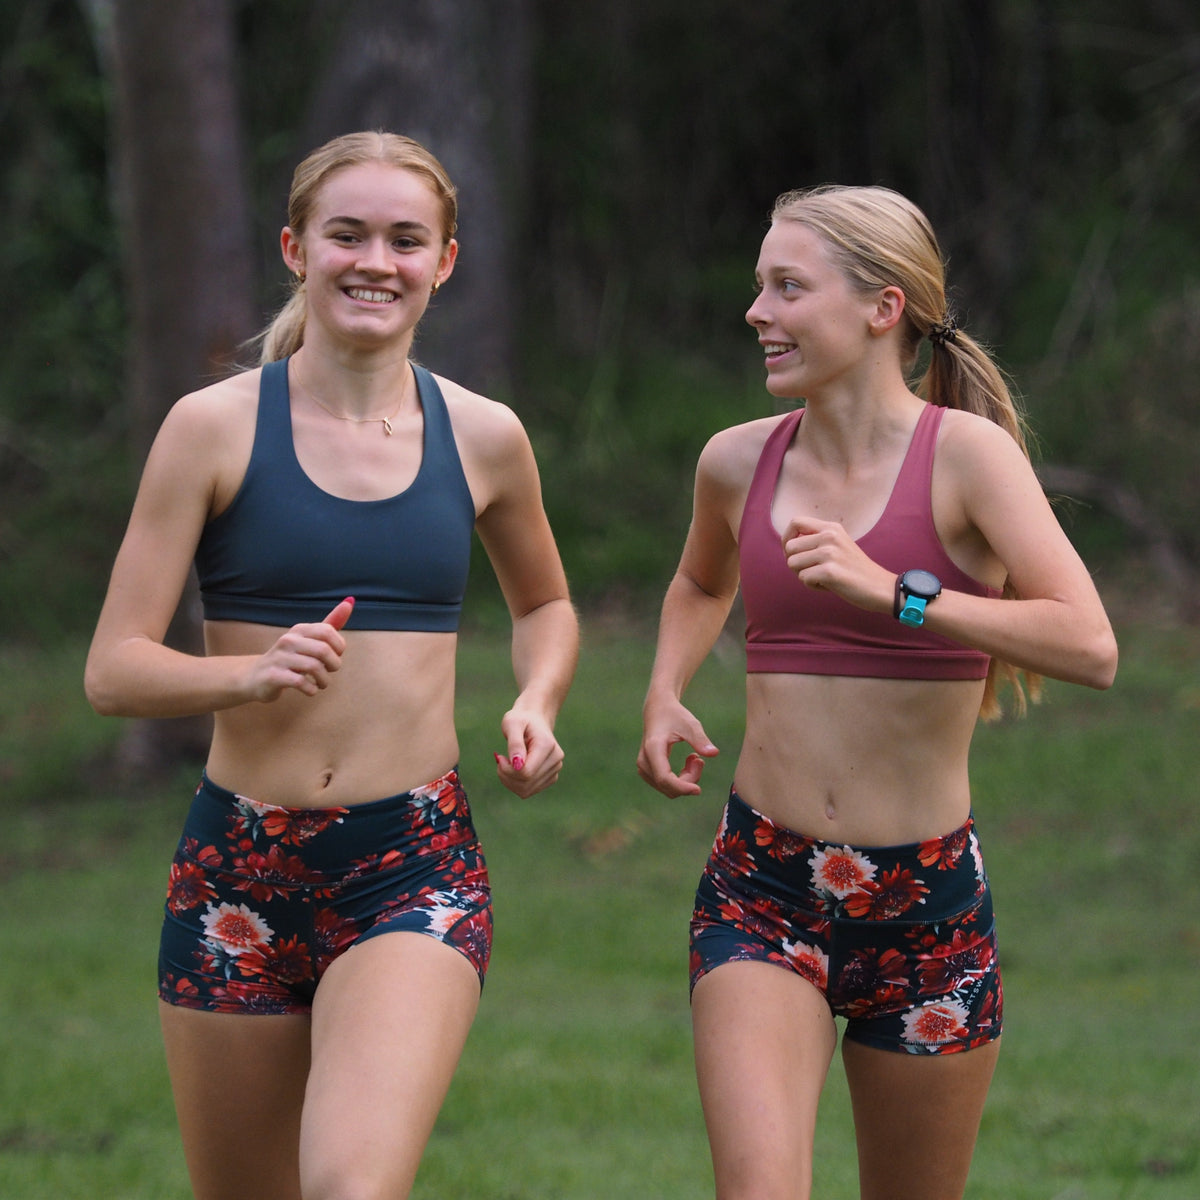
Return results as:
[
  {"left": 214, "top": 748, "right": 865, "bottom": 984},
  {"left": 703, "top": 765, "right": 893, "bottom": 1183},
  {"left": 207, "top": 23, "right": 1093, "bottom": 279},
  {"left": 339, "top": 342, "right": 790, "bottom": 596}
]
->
[
  {"left": 763, "top": 343, "right": 793, "bottom": 356},
  {"left": 347, "top": 288, "right": 397, "bottom": 303}
]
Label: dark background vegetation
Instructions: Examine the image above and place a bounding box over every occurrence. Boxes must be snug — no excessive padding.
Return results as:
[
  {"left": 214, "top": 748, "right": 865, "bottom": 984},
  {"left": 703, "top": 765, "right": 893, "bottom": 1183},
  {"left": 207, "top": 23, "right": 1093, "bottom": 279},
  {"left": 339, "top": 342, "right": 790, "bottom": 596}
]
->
[
  {"left": 2, "top": 9, "right": 1197, "bottom": 1193},
  {"left": 3, "top": 0, "right": 1198, "bottom": 646}
]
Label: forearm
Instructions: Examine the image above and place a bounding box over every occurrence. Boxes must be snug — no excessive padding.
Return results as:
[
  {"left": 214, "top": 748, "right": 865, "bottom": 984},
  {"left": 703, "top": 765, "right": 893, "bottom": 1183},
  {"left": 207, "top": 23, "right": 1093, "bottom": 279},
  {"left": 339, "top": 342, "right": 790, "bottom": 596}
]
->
[
  {"left": 508, "top": 596, "right": 580, "bottom": 724},
  {"left": 923, "top": 589, "right": 1117, "bottom": 689},
  {"left": 84, "top": 636, "right": 257, "bottom": 719},
  {"left": 644, "top": 570, "right": 738, "bottom": 707}
]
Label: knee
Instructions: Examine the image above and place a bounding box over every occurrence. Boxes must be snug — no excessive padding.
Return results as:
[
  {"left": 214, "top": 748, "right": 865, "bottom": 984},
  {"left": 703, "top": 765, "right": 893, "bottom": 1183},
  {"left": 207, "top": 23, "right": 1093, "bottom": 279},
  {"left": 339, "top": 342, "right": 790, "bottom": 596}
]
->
[
  {"left": 715, "top": 1179, "right": 810, "bottom": 1200},
  {"left": 301, "top": 1160, "right": 417, "bottom": 1200},
  {"left": 713, "top": 1158, "right": 813, "bottom": 1200}
]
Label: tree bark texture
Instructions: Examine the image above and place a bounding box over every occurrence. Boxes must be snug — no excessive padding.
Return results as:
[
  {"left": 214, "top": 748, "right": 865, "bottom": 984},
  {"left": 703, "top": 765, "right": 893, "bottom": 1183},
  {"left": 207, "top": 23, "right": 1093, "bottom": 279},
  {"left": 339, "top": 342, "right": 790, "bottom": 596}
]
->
[
  {"left": 109, "top": 0, "right": 258, "bottom": 772},
  {"left": 301, "top": 0, "right": 533, "bottom": 397},
  {"left": 111, "top": 0, "right": 257, "bottom": 451}
]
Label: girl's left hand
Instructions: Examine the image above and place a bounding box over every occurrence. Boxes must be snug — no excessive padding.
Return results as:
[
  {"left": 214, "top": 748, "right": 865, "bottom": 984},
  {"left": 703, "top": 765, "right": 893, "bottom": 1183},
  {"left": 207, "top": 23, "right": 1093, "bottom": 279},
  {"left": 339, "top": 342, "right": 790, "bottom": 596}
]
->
[
  {"left": 494, "top": 709, "right": 565, "bottom": 798},
  {"left": 781, "top": 516, "right": 895, "bottom": 614}
]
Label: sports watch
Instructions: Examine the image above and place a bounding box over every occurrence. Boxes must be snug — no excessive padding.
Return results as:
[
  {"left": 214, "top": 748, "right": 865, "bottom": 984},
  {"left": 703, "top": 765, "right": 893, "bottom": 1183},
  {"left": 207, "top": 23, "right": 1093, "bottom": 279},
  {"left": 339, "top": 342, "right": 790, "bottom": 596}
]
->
[{"left": 894, "top": 569, "right": 942, "bottom": 628}]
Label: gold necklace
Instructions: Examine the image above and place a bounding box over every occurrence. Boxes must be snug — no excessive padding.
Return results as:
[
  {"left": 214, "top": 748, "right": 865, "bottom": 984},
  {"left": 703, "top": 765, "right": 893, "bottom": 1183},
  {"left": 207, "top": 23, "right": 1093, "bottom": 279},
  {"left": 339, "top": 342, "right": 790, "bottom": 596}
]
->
[{"left": 299, "top": 370, "right": 409, "bottom": 436}]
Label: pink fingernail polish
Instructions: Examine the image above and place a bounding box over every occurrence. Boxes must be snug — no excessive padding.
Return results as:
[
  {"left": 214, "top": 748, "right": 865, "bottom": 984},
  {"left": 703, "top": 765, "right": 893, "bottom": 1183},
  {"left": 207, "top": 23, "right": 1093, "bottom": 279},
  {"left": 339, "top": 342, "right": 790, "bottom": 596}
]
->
[
  {"left": 493, "top": 752, "right": 502, "bottom": 764},
  {"left": 512, "top": 756, "right": 525, "bottom": 771}
]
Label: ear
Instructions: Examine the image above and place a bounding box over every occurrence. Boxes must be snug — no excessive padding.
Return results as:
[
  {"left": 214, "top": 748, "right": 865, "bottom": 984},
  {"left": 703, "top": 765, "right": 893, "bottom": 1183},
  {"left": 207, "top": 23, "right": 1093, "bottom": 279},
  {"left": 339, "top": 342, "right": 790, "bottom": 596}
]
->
[
  {"left": 868, "top": 285, "right": 906, "bottom": 336},
  {"left": 280, "top": 226, "right": 304, "bottom": 276},
  {"left": 435, "top": 238, "right": 459, "bottom": 288}
]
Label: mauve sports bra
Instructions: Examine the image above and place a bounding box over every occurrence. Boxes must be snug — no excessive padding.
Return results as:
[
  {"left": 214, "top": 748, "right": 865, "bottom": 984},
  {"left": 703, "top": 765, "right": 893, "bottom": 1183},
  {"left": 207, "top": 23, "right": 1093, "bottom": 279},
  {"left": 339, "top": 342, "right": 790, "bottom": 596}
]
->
[
  {"left": 195, "top": 358, "right": 475, "bottom": 632},
  {"left": 739, "top": 402, "right": 998, "bottom": 680}
]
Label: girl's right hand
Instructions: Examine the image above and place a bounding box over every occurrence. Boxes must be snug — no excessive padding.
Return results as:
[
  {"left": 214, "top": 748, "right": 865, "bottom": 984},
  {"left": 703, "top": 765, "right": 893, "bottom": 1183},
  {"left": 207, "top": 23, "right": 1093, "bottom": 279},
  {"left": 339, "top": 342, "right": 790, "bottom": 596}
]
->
[
  {"left": 637, "top": 693, "right": 720, "bottom": 798},
  {"left": 247, "top": 597, "right": 356, "bottom": 702}
]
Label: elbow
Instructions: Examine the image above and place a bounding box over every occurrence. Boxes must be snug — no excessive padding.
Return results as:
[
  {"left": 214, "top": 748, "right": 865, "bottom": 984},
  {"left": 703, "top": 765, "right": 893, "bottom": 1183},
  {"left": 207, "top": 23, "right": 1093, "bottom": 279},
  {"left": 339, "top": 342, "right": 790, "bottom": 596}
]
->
[
  {"left": 84, "top": 675, "right": 116, "bottom": 717},
  {"left": 1081, "top": 628, "right": 1119, "bottom": 691},
  {"left": 84, "top": 657, "right": 125, "bottom": 717}
]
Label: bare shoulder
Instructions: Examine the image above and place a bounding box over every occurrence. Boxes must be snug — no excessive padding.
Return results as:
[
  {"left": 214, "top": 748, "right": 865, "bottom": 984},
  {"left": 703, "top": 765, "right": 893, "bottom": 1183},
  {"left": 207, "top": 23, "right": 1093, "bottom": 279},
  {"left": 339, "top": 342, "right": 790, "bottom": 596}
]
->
[
  {"left": 142, "top": 368, "right": 263, "bottom": 514},
  {"left": 160, "top": 367, "right": 262, "bottom": 446},
  {"left": 435, "top": 373, "right": 529, "bottom": 460},
  {"left": 698, "top": 412, "right": 790, "bottom": 491},
  {"left": 935, "top": 406, "right": 1029, "bottom": 469},
  {"left": 932, "top": 405, "right": 1053, "bottom": 556}
]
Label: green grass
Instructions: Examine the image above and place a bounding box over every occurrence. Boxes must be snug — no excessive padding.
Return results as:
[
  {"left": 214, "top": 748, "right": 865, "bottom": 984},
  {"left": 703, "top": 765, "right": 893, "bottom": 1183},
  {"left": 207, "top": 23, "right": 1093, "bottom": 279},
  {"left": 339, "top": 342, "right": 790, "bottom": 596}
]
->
[{"left": 1, "top": 621, "right": 1197, "bottom": 1197}]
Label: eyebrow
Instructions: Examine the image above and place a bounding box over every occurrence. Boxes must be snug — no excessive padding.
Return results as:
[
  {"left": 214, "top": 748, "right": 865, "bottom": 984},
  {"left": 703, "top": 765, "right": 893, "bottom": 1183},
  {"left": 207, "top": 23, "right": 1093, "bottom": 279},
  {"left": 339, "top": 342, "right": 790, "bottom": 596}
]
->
[{"left": 320, "top": 216, "right": 433, "bottom": 236}]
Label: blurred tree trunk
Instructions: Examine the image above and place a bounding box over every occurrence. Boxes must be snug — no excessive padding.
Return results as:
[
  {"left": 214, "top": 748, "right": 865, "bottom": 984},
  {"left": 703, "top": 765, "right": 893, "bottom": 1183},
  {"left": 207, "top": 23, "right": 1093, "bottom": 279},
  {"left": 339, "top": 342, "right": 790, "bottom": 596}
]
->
[
  {"left": 916, "top": 0, "right": 1053, "bottom": 335},
  {"left": 300, "top": 0, "right": 533, "bottom": 398},
  {"left": 107, "top": 0, "right": 257, "bottom": 774}
]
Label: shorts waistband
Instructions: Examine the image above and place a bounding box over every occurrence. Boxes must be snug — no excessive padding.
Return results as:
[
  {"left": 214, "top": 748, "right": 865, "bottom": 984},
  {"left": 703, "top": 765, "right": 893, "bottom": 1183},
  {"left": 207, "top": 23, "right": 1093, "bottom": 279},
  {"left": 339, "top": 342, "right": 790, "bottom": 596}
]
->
[
  {"left": 727, "top": 786, "right": 975, "bottom": 858},
  {"left": 718, "top": 787, "right": 986, "bottom": 919},
  {"left": 198, "top": 766, "right": 462, "bottom": 819}
]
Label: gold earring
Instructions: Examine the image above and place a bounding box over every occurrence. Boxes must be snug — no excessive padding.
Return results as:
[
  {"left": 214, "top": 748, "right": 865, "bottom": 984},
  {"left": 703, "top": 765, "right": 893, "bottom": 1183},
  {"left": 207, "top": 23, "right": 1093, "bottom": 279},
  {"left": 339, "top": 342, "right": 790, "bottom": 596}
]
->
[
  {"left": 431, "top": 280, "right": 440, "bottom": 295},
  {"left": 295, "top": 268, "right": 306, "bottom": 284}
]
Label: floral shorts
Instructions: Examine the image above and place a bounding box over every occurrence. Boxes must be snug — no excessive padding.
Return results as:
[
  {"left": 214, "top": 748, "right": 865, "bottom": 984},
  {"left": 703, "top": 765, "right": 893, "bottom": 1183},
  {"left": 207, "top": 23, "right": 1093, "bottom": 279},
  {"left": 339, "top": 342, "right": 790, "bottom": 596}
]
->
[
  {"left": 159, "top": 767, "right": 492, "bottom": 1015},
  {"left": 690, "top": 789, "right": 1002, "bottom": 1055}
]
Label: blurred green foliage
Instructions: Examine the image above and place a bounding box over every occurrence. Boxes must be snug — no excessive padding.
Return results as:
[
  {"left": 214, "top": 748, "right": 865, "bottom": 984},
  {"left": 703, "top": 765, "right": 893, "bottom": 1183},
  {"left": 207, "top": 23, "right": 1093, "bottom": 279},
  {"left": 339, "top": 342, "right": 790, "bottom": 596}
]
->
[{"left": 2, "top": 1, "right": 1198, "bottom": 641}]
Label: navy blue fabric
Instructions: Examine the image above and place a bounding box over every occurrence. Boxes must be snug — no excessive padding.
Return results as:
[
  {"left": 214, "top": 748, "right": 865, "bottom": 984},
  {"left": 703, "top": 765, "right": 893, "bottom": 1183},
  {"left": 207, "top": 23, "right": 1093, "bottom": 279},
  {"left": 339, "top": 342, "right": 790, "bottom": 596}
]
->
[{"left": 196, "top": 358, "right": 474, "bottom": 631}]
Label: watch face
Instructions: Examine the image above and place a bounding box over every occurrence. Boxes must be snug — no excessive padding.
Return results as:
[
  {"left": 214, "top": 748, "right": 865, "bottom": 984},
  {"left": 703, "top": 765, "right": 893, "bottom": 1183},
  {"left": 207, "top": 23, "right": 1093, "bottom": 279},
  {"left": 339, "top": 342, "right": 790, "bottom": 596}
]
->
[{"left": 902, "top": 569, "right": 941, "bottom": 599}]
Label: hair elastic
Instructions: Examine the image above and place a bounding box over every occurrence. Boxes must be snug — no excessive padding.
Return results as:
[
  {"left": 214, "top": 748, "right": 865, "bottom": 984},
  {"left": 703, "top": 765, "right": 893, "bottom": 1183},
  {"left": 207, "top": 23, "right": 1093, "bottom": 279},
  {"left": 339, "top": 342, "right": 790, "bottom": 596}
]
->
[{"left": 928, "top": 316, "right": 958, "bottom": 347}]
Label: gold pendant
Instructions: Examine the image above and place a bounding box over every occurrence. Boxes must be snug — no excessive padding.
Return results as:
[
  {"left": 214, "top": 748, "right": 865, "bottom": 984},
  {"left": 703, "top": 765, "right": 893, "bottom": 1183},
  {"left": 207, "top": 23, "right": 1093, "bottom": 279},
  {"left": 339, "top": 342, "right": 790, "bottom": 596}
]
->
[{"left": 382, "top": 417, "right": 393, "bottom": 435}]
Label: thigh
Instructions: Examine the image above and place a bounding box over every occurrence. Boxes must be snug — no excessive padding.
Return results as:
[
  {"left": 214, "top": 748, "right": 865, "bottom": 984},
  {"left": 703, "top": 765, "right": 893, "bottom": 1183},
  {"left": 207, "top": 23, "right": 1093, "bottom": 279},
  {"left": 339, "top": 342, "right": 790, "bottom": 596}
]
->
[
  {"left": 842, "top": 1036, "right": 1001, "bottom": 1200},
  {"left": 159, "top": 1002, "right": 311, "bottom": 1200},
  {"left": 299, "top": 930, "right": 482, "bottom": 1200},
  {"left": 692, "top": 961, "right": 838, "bottom": 1200}
]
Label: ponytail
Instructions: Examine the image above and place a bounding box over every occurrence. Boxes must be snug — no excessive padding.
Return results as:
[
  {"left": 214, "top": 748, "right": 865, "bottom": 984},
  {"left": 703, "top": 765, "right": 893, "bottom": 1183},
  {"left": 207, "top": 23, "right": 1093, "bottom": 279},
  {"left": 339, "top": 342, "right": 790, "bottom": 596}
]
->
[
  {"left": 255, "top": 286, "right": 306, "bottom": 365},
  {"left": 920, "top": 328, "right": 1040, "bottom": 720}
]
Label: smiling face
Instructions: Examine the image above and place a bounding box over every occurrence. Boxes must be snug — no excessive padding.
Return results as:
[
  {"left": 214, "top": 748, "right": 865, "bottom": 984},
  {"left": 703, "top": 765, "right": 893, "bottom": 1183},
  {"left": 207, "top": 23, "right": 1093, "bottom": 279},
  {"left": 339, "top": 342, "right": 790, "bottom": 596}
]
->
[
  {"left": 280, "top": 160, "right": 457, "bottom": 352},
  {"left": 745, "top": 220, "right": 886, "bottom": 400}
]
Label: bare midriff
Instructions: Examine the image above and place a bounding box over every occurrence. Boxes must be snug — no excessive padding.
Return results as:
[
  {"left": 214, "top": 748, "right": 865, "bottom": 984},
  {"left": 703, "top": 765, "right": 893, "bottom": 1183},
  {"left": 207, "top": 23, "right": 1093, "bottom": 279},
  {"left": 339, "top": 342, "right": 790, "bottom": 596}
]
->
[
  {"left": 204, "top": 621, "right": 461, "bottom": 808},
  {"left": 734, "top": 671, "right": 987, "bottom": 846}
]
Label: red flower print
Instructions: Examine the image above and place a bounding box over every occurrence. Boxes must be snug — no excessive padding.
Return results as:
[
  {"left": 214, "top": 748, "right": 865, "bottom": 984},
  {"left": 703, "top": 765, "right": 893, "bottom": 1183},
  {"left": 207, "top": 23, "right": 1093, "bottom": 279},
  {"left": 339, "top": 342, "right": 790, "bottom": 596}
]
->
[
  {"left": 842, "top": 983, "right": 909, "bottom": 1020},
  {"left": 917, "top": 824, "right": 969, "bottom": 870},
  {"left": 312, "top": 907, "right": 357, "bottom": 969},
  {"left": 718, "top": 832, "right": 756, "bottom": 876},
  {"left": 209, "top": 980, "right": 281, "bottom": 1013},
  {"left": 234, "top": 797, "right": 347, "bottom": 846},
  {"left": 230, "top": 844, "right": 322, "bottom": 901},
  {"left": 167, "top": 859, "right": 219, "bottom": 912},
  {"left": 916, "top": 928, "right": 992, "bottom": 995},
  {"left": 782, "top": 938, "right": 829, "bottom": 989},
  {"left": 265, "top": 807, "right": 346, "bottom": 844},
  {"left": 192, "top": 840, "right": 223, "bottom": 868},
  {"left": 411, "top": 774, "right": 463, "bottom": 818},
  {"left": 836, "top": 946, "right": 911, "bottom": 1014},
  {"left": 842, "top": 867, "right": 929, "bottom": 919},
  {"left": 902, "top": 1000, "right": 970, "bottom": 1047},
  {"left": 755, "top": 819, "right": 812, "bottom": 861},
  {"left": 200, "top": 902, "right": 273, "bottom": 955},
  {"left": 811, "top": 846, "right": 877, "bottom": 899},
  {"left": 240, "top": 934, "right": 311, "bottom": 986},
  {"left": 168, "top": 975, "right": 199, "bottom": 1000}
]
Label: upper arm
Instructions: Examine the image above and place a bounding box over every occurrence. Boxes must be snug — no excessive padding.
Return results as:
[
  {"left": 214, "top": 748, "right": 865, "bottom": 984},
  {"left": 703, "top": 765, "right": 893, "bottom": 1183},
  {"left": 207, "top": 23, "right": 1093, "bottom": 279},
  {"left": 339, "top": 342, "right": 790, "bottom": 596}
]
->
[
  {"left": 89, "top": 391, "right": 238, "bottom": 650},
  {"left": 674, "top": 422, "right": 769, "bottom": 601},
  {"left": 458, "top": 398, "right": 570, "bottom": 619},
  {"left": 941, "top": 413, "right": 1106, "bottom": 608}
]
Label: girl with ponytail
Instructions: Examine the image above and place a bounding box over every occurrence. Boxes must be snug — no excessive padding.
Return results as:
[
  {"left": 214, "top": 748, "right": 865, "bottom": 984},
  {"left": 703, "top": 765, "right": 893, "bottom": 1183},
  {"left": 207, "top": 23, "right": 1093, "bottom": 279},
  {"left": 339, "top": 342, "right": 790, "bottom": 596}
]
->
[{"left": 638, "top": 184, "right": 1116, "bottom": 1200}]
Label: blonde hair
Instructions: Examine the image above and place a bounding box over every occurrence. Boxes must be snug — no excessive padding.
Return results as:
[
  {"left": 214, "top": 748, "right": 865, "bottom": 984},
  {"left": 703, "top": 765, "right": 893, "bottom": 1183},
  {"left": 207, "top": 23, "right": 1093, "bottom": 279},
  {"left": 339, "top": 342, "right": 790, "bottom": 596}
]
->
[
  {"left": 771, "top": 184, "right": 1038, "bottom": 719},
  {"left": 256, "top": 131, "right": 458, "bottom": 364}
]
